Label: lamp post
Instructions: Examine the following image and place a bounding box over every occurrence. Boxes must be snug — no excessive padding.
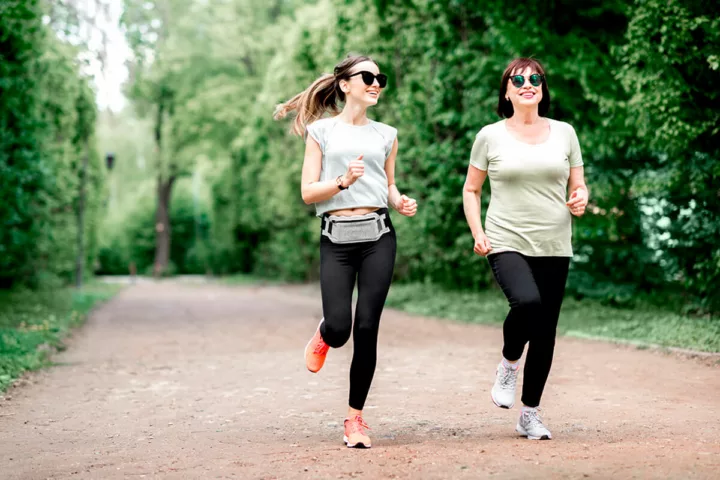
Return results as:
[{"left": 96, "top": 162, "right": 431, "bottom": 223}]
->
[{"left": 105, "top": 152, "right": 117, "bottom": 211}]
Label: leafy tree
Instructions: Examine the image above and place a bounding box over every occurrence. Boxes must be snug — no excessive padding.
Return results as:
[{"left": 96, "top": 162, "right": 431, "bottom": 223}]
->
[
  {"left": 0, "top": 0, "right": 51, "bottom": 286},
  {"left": 109, "top": 0, "right": 720, "bottom": 314},
  {"left": 0, "top": 0, "right": 104, "bottom": 288},
  {"left": 615, "top": 0, "right": 720, "bottom": 310}
]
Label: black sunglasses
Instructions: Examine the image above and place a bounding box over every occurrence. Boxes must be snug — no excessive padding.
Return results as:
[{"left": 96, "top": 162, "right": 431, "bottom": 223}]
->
[
  {"left": 510, "top": 73, "right": 544, "bottom": 88},
  {"left": 348, "top": 70, "right": 388, "bottom": 88}
]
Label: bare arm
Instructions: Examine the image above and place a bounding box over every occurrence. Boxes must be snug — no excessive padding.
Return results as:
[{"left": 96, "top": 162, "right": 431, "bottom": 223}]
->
[
  {"left": 463, "top": 165, "right": 487, "bottom": 238},
  {"left": 463, "top": 165, "right": 492, "bottom": 256},
  {"left": 384, "top": 137, "right": 417, "bottom": 217},
  {"left": 300, "top": 136, "right": 362, "bottom": 205}
]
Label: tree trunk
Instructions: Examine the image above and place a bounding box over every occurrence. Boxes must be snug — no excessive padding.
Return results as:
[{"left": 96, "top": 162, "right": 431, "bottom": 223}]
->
[
  {"left": 153, "top": 175, "right": 175, "bottom": 277},
  {"left": 75, "top": 137, "right": 90, "bottom": 288},
  {"left": 151, "top": 94, "right": 175, "bottom": 278}
]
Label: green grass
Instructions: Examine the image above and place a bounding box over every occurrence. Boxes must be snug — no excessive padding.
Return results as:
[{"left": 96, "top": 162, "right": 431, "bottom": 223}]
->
[
  {"left": 0, "top": 282, "right": 122, "bottom": 392},
  {"left": 386, "top": 283, "right": 720, "bottom": 353}
]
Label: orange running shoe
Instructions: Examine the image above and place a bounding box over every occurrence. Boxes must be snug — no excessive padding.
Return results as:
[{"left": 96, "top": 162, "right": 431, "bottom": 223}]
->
[
  {"left": 304, "top": 318, "right": 329, "bottom": 373},
  {"left": 343, "top": 415, "right": 371, "bottom": 448}
]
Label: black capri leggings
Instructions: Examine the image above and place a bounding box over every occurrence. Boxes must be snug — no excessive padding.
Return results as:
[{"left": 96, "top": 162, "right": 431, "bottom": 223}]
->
[
  {"left": 488, "top": 252, "right": 570, "bottom": 408},
  {"left": 319, "top": 209, "right": 397, "bottom": 410}
]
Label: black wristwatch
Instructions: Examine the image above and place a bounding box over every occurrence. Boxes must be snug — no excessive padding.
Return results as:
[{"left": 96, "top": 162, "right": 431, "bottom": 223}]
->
[{"left": 336, "top": 175, "right": 348, "bottom": 190}]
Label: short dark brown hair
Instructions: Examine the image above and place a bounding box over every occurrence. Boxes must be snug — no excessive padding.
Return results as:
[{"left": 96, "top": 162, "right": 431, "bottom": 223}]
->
[{"left": 496, "top": 58, "right": 550, "bottom": 118}]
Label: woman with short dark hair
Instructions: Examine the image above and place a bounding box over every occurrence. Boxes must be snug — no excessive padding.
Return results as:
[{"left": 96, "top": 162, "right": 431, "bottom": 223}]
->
[{"left": 462, "top": 57, "right": 589, "bottom": 440}]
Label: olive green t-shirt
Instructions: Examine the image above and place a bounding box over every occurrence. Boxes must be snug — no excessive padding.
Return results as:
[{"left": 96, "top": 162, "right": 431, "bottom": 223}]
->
[{"left": 469, "top": 119, "right": 583, "bottom": 257}]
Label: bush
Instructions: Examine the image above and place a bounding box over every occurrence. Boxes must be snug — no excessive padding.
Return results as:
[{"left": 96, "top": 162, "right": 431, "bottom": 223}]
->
[{"left": 0, "top": 0, "right": 104, "bottom": 288}]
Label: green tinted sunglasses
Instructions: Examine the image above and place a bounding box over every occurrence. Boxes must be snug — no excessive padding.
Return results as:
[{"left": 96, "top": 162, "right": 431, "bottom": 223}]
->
[{"left": 510, "top": 73, "right": 544, "bottom": 88}]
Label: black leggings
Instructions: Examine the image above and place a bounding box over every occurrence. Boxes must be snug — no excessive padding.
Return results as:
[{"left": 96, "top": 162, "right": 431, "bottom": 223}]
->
[
  {"left": 319, "top": 210, "right": 397, "bottom": 410},
  {"left": 488, "top": 252, "right": 570, "bottom": 408}
]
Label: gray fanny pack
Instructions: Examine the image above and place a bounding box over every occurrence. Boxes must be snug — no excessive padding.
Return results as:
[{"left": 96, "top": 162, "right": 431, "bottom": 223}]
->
[{"left": 322, "top": 211, "right": 390, "bottom": 244}]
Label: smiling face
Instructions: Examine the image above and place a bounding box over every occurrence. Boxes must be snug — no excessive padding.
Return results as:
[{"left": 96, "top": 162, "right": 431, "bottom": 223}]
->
[
  {"left": 496, "top": 58, "right": 551, "bottom": 118},
  {"left": 507, "top": 67, "right": 543, "bottom": 109},
  {"left": 339, "top": 60, "right": 384, "bottom": 107}
]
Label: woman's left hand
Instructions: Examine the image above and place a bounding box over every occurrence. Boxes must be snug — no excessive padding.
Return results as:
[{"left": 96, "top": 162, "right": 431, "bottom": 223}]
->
[
  {"left": 566, "top": 188, "right": 588, "bottom": 217},
  {"left": 397, "top": 194, "right": 418, "bottom": 217}
]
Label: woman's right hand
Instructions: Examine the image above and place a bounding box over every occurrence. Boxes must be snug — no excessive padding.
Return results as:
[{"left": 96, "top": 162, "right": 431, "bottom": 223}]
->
[
  {"left": 473, "top": 231, "right": 493, "bottom": 257},
  {"left": 342, "top": 155, "right": 364, "bottom": 187}
]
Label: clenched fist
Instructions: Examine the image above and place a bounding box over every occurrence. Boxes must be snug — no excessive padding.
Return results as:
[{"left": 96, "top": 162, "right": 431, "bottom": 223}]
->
[
  {"left": 473, "top": 231, "right": 493, "bottom": 257},
  {"left": 566, "top": 188, "right": 588, "bottom": 217},
  {"left": 397, "top": 194, "right": 418, "bottom": 217},
  {"left": 341, "top": 155, "right": 364, "bottom": 187}
]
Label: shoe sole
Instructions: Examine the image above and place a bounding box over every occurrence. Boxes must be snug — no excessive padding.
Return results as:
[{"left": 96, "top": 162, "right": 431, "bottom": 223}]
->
[
  {"left": 343, "top": 435, "right": 371, "bottom": 449},
  {"left": 491, "top": 392, "right": 514, "bottom": 409},
  {"left": 304, "top": 318, "right": 325, "bottom": 373},
  {"left": 516, "top": 424, "right": 551, "bottom": 440}
]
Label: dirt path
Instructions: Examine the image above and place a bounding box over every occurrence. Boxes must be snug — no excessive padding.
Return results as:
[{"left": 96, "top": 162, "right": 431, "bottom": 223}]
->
[{"left": 1, "top": 282, "right": 718, "bottom": 479}]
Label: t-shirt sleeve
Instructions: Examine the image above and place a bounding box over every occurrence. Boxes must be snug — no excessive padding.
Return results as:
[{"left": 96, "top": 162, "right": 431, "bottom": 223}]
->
[
  {"left": 305, "top": 121, "right": 325, "bottom": 152},
  {"left": 385, "top": 126, "right": 398, "bottom": 158},
  {"left": 469, "top": 128, "right": 489, "bottom": 171},
  {"left": 567, "top": 123, "right": 584, "bottom": 167}
]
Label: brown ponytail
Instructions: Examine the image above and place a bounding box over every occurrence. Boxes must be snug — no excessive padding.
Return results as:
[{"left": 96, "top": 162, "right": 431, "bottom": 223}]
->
[
  {"left": 273, "top": 55, "right": 377, "bottom": 136},
  {"left": 273, "top": 74, "right": 339, "bottom": 136}
]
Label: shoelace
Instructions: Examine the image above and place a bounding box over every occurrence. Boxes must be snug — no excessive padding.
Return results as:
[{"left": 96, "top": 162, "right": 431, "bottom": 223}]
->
[
  {"left": 313, "top": 337, "right": 329, "bottom": 355},
  {"left": 346, "top": 416, "right": 370, "bottom": 435},
  {"left": 499, "top": 365, "right": 518, "bottom": 389},
  {"left": 522, "top": 408, "right": 545, "bottom": 431}
]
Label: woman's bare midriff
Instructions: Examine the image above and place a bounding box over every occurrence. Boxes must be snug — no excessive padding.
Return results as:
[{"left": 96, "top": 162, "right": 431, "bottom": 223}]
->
[{"left": 327, "top": 207, "right": 380, "bottom": 216}]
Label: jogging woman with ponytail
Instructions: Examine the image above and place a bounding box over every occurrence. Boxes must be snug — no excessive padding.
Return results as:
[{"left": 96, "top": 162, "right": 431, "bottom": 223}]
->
[{"left": 274, "top": 55, "right": 417, "bottom": 449}]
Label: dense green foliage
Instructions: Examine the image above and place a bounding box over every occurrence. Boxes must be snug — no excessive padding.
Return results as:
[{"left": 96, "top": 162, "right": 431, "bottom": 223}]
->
[
  {"left": 108, "top": 0, "right": 719, "bottom": 316},
  {"left": 0, "top": 283, "right": 121, "bottom": 391},
  {"left": 0, "top": 0, "right": 716, "bottom": 369},
  {"left": 614, "top": 0, "right": 720, "bottom": 311},
  {"left": 0, "top": 0, "right": 105, "bottom": 288}
]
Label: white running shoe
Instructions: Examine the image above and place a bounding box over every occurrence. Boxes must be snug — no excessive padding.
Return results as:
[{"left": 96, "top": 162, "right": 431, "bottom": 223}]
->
[
  {"left": 516, "top": 407, "right": 552, "bottom": 440},
  {"left": 491, "top": 361, "right": 519, "bottom": 409}
]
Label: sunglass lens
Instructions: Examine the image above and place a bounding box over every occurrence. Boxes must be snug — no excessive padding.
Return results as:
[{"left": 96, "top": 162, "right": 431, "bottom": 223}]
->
[
  {"left": 511, "top": 75, "right": 524, "bottom": 88},
  {"left": 359, "top": 71, "right": 373, "bottom": 86},
  {"left": 529, "top": 74, "right": 543, "bottom": 86},
  {"left": 359, "top": 71, "right": 388, "bottom": 88},
  {"left": 377, "top": 74, "right": 387, "bottom": 88}
]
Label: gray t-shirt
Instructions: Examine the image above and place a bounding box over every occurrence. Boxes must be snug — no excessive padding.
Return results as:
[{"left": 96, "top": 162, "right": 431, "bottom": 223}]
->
[
  {"left": 469, "top": 118, "right": 584, "bottom": 257},
  {"left": 306, "top": 117, "right": 397, "bottom": 216}
]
